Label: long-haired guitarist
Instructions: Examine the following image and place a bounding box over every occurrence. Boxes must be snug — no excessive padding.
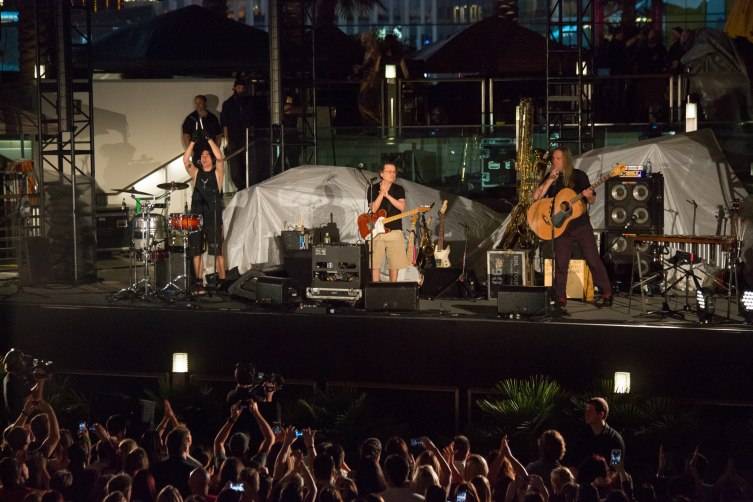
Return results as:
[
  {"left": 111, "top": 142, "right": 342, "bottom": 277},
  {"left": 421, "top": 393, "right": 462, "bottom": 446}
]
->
[
  {"left": 368, "top": 162, "right": 411, "bottom": 282},
  {"left": 532, "top": 147, "right": 612, "bottom": 310}
]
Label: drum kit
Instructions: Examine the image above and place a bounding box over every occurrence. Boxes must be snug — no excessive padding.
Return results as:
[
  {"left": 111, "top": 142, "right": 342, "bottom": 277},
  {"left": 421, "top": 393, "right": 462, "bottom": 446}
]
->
[{"left": 111, "top": 182, "right": 204, "bottom": 300}]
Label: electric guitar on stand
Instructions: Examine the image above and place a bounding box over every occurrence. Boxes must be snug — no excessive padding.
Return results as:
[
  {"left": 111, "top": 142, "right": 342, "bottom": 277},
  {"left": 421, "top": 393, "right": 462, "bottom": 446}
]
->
[
  {"left": 433, "top": 200, "right": 450, "bottom": 268},
  {"left": 527, "top": 164, "right": 626, "bottom": 240},
  {"left": 357, "top": 205, "right": 432, "bottom": 239}
]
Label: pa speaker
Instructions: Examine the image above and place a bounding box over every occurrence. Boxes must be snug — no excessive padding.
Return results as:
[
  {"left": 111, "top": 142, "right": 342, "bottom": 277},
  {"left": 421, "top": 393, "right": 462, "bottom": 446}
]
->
[
  {"left": 228, "top": 269, "right": 265, "bottom": 301},
  {"left": 497, "top": 286, "right": 549, "bottom": 318},
  {"left": 420, "top": 268, "right": 462, "bottom": 299},
  {"left": 605, "top": 174, "right": 664, "bottom": 232},
  {"left": 256, "top": 276, "right": 300, "bottom": 305},
  {"left": 365, "top": 282, "right": 419, "bottom": 311}
]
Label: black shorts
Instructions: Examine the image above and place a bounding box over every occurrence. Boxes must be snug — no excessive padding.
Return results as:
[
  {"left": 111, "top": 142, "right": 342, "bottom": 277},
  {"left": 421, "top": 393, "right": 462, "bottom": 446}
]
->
[{"left": 188, "top": 205, "right": 223, "bottom": 256}]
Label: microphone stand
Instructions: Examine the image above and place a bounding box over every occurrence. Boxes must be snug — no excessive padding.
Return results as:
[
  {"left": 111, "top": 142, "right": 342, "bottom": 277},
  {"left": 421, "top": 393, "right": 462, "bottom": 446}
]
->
[{"left": 687, "top": 199, "right": 698, "bottom": 236}]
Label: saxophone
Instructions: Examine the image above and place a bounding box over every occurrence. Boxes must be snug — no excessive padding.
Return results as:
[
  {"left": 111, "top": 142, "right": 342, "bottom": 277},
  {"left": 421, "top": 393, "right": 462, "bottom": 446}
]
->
[{"left": 499, "top": 98, "right": 546, "bottom": 250}]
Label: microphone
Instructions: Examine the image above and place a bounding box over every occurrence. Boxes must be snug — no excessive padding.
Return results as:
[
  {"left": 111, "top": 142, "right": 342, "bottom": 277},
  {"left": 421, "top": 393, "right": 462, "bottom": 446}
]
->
[{"left": 686, "top": 199, "right": 697, "bottom": 206}]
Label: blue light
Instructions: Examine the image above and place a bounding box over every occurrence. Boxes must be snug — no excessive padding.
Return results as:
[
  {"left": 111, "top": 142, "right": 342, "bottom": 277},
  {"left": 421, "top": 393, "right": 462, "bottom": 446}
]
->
[{"left": 1, "top": 11, "right": 19, "bottom": 23}]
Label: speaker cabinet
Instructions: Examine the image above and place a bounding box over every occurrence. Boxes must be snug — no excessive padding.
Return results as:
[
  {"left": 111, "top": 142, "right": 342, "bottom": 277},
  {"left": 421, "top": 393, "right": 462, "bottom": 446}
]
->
[
  {"left": 256, "top": 276, "right": 299, "bottom": 305},
  {"left": 228, "top": 269, "right": 265, "bottom": 300},
  {"left": 496, "top": 286, "right": 549, "bottom": 317},
  {"left": 605, "top": 174, "right": 664, "bottom": 232},
  {"left": 365, "top": 282, "right": 419, "bottom": 311},
  {"left": 311, "top": 244, "right": 367, "bottom": 290}
]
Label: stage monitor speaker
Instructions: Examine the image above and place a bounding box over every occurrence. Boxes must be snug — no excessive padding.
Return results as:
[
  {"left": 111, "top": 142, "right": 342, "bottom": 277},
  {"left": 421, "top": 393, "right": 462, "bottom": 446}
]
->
[
  {"left": 497, "top": 286, "right": 549, "bottom": 317},
  {"left": 256, "top": 276, "right": 299, "bottom": 305},
  {"left": 228, "top": 269, "right": 265, "bottom": 301},
  {"left": 605, "top": 174, "right": 664, "bottom": 232},
  {"left": 365, "top": 282, "right": 419, "bottom": 311}
]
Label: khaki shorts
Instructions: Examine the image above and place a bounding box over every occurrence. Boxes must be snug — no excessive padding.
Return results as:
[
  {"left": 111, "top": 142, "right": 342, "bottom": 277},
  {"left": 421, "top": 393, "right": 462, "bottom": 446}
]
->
[{"left": 369, "top": 230, "right": 411, "bottom": 270}]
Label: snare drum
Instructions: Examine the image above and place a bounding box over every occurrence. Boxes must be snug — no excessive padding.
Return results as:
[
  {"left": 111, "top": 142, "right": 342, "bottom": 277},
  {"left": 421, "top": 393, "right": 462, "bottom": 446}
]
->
[
  {"left": 169, "top": 213, "right": 203, "bottom": 232},
  {"left": 131, "top": 213, "right": 166, "bottom": 250}
]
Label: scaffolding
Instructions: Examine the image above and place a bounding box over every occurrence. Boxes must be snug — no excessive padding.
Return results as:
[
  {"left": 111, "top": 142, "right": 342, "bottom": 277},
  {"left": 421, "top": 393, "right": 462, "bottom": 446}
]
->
[
  {"left": 546, "top": 0, "right": 595, "bottom": 154},
  {"left": 33, "top": 0, "right": 97, "bottom": 283}
]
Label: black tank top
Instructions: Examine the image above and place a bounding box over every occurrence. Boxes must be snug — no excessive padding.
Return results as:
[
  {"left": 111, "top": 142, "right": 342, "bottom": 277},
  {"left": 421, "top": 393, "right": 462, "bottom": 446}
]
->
[{"left": 192, "top": 167, "right": 221, "bottom": 207}]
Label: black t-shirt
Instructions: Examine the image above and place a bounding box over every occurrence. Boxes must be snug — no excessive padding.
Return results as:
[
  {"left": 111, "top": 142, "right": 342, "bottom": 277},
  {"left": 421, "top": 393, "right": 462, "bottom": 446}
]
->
[
  {"left": 544, "top": 168, "right": 592, "bottom": 231},
  {"left": 181, "top": 111, "right": 222, "bottom": 138},
  {"left": 221, "top": 94, "right": 255, "bottom": 145},
  {"left": 573, "top": 423, "right": 626, "bottom": 466},
  {"left": 367, "top": 183, "right": 405, "bottom": 231}
]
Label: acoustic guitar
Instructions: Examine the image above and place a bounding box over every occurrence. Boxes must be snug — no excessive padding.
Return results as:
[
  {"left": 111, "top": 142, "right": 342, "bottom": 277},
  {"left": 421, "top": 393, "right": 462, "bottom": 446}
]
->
[
  {"left": 433, "top": 200, "right": 450, "bottom": 268},
  {"left": 527, "top": 164, "right": 626, "bottom": 240},
  {"left": 357, "top": 205, "right": 432, "bottom": 240}
]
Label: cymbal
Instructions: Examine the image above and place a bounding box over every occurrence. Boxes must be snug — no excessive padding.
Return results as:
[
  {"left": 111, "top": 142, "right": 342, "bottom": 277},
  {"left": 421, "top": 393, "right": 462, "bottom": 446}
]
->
[
  {"left": 113, "top": 187, "right": 153, "bottom": 196},
  {"left": 157, "top": 181, "right": 190, "bottom": 191}
]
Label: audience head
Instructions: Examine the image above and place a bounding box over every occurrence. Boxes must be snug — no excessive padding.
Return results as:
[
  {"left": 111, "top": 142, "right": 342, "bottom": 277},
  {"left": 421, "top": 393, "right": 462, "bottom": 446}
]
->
[
  {"left": 126, "top": 447, "right": 150, "bottom": 475},
  {"left": 335, "top": 477, "right": 358, "bottom": 502},
  {"left": 219, "top": 457, "right": 243, "bottom": 486},
  {"left": 411, "top": 465, "right": 439, "bottom": 496},
  {"left": 415, "top": 450, "right": 441, "bottom": 477},
  {"left": 471, "top": 475, "right": 491, "bottom": 502},
  {"left": 41, "top": 491, "right": 64, "bottom": 502},
  {"left": 0, "top": 457, "right": 22, "bottom": 488},
  {"left": 313, "top": 452, "right": 336, "bottom": 484},
  {"left": 189, "top": 467, "right": 210, "bottom": 496},
  {"left": 550, "top": 466, "right": 574, "bottom": 495},
  {"left": 103, "top": 492, "right": 128, "bottom": 502},
  {"left": 360, "top": 438, "right": 382, "bottom": 462},
  {"left": 383, "top": 437, "right": 411, "bottom": 464},
  {"left": 166, "top": 426, "right": 192, "bottom": 459},
  {"left": 355, "top": 458, "right": 387, "bottom": 495},
  {"left": 577, "top": 456, "right": 609, "bottom": 486},
  {"left": 317, "top": 486, "right": 344, "bottom": 502},
  {"left": 5, "top": 426, "right": 30, "bottom": 453},
  {"left": 585, "top": 397, "right": 609, "bottom": 425},
  {"left": 228, "top": 432, "right": 250, "bottom": 460},
  {"left": 132, "top": 469, "right": 157, "bottom": 502},
  {"left": 538, "top": 430, "right": 566, "bottom": 463},
  {"left": 453, "top": 435, "right": 471, "bottom": 462},
  {"left": 383, "top": 454, "right": 411, "bottom": 488},
  {"left": 464, "top": 454, "right": 488, "bottom": 480},
  {"left": 323, "top": 443, "right": 346, "bottom": 472},
  {"left": 217, "top": 488, "right": 243, "bottom": 502},
  {"left": 107, "top": 414, "right": 128, "bottom": 440},
  {"left": 107, "top": 473, "right": 133, "bottom": 501},
  {"left": 453, "top": 482, "right": 479, "bottom": 502},
  {"left": 156, "top": 485, "right": 183, "bottom": 502},
  {"left": 425, "top": 485, "right": 446, "bottom": 502}
]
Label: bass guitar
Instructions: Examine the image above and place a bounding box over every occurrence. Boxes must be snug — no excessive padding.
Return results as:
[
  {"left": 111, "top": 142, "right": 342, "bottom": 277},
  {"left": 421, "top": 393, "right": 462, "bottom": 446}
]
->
[
  {"left": 357, "top": 205, "right": 432, "bottom": 240},
  {"left": 433, "top": 200, "right": 450, "bottom": 268},
  {"left": 527, "top": 164, "right": 626, "bottom": 240}
]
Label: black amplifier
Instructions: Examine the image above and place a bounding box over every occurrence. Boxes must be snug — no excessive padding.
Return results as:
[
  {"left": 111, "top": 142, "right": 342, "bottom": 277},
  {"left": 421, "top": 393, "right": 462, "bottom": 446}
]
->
[
  {"left": 311, "top": 243, "right": 367, "bottom": 290},
  {"left": 96, "top": 206, "right": 130, "bottom": 250}
]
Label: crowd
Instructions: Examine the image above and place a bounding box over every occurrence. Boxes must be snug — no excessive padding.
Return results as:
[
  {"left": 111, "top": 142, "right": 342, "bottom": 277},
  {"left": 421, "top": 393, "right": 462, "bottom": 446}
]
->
[{"left": 3, "top": 373, "right": 753, "bottom": 502}]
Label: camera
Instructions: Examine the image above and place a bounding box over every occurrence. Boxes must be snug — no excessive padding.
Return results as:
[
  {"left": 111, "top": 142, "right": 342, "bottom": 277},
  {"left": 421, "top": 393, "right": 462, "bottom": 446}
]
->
[
  {"left": 3, "top": 349, "right": 54, "bottom": 380},
  {"left": 232, "top": 363, "right": 284, "bottom": 404}
]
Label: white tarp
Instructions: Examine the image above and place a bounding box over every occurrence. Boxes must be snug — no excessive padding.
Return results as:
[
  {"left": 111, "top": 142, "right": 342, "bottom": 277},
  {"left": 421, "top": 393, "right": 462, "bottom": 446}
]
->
[
  {"left": 223, "top": 165, "right": 505, "bottom": 274},
  {"left": 575, "top": 129, "right": 748, "bottom": 235}
]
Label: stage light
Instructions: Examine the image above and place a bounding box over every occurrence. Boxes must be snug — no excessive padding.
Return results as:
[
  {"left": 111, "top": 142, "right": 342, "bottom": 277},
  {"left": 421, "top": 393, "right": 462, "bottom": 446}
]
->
[
  {"left": 171, "top": 352, "right": 189, "bottom": 373},
  {"left": 741, "top": 290, "right": 753, "bottom": 324},
  {"left": 696, "top": 288, "right": 715, "bottom": 323},
  {"left": 384, "top": 64, "right": 397, "bottom": 80},
  {"left": 614, "top": 371, "right": 631, "bottom": 394}
]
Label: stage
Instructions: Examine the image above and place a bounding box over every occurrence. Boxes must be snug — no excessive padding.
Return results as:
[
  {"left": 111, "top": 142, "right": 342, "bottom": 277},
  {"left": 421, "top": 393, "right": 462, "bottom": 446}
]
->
[{"left": 1, "top": 255, "right": 752, "bottom": 407}]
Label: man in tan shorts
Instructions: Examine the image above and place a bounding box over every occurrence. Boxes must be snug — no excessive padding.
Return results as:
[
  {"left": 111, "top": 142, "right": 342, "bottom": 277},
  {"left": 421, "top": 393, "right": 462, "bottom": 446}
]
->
[{"left": 367, "top": 162, "right": 410, "bottom": 282}]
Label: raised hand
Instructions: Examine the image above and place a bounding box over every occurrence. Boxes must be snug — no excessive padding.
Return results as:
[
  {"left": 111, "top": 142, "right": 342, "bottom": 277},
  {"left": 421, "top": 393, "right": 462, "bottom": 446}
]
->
[
  {"left": 499, "top": 435, "right": 512, "bottom": 458},
  {"left": 303, "top": 428, "right": 316, "bottom": 450}
]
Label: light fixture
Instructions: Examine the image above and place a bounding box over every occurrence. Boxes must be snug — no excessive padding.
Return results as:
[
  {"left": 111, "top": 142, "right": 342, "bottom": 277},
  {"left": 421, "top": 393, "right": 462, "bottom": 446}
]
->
[
  {"left": 740, "top": 290, "right": 753, "bottom": 324},
  {"left": 686, "top": 102, "right": 698, "bottom": 133},
  {"left": 384, "top": 64, "right": 397, "bottom": 80},
  {"left": 696, "top": 288, "right": 715, "bottom": 323},
  {"left": 614, "top": 371, "right": 631, "bottom": 394},
  {"left": 171, "top": 353, "right": 189, "bottom": 373}
]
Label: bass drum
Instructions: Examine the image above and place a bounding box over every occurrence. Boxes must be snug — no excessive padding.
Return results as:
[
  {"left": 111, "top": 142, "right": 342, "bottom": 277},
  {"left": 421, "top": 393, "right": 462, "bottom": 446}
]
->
[{"left": 131, "top": 213, "right": 166, "bottom": 251}]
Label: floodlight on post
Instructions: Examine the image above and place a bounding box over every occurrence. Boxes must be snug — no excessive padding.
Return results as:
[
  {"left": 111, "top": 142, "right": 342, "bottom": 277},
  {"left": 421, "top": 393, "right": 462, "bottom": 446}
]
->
[
  {"left": 171, "top": 352, "right": 189, "bottom": 388},
  {"left": 696, "top": 287, "right": 715, "bottom": 323},
  {"left": 613, "top": 371, "right": 631, "bottom": 394},
  {"left": 385, "top": 64, "right": 398, "bottom": 140},
  {"left": 686, "top": 101, "right": 698, "bottom": 133}
]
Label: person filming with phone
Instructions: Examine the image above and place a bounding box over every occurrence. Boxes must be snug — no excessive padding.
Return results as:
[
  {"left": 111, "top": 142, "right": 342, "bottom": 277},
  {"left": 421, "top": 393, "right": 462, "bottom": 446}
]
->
[{"left": 574, "top": 397, "right": 625, "bottom": 468}]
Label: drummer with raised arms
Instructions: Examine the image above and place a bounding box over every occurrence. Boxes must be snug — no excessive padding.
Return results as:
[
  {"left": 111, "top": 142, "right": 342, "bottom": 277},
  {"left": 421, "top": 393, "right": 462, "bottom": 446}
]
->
[{"left": 183, "top": 130, "right": 226, "bottom": 293}]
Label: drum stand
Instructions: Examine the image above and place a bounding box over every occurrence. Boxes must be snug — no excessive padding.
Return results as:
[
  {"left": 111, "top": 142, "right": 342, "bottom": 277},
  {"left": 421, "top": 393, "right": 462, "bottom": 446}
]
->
[
  {"left": 161, "top": 228, "right": 193, "bottom": 299},
  {"left": 112, "top": 198, "right": 161, "bottom": 301}
]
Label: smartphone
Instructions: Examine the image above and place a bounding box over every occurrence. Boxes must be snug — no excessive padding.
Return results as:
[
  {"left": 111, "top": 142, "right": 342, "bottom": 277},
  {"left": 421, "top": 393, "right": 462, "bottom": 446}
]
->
[
  {"left": 456, "top": 488, "right": 467, "bottom": 502},
  {"left": 272, "top": 424, "right": 282, "bottom": 434},
  {"left": 294, "top": 429, "right": 303, "bottom": 439},
  {"left": 78, "top": 421, "right": 87, "bottom": 434},
  {"left": 610, "top": 448, "right": 622, "bottom": 466},
  {"left": 229, "top": 483, "right": 245, "bottom": 492}
]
